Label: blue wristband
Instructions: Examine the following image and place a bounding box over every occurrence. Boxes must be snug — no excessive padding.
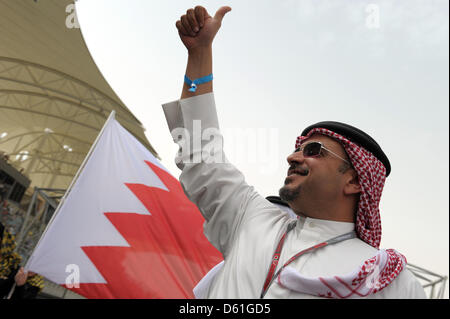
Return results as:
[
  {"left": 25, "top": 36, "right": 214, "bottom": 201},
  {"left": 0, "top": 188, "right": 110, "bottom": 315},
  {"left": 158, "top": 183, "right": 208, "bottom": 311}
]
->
[{"left": 184, "top": 74, "right": 213, "bottom": 92}]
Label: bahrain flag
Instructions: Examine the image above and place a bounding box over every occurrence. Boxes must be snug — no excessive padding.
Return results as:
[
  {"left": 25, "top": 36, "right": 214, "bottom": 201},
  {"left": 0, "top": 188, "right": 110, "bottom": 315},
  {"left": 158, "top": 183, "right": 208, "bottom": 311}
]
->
[{"left": 25, "top": 114, "right": 222, "bottom": 298}]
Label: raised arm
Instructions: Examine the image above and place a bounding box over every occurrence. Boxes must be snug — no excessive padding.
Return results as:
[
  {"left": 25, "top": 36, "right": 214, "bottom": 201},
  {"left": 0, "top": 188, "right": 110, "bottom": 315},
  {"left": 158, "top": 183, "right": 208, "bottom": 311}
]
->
[
  {"left": 176, "top": 5, "right": 231, "bottom": 99},
  {"left": 165, "top": 6, "right": 288, "bottom": 257}
]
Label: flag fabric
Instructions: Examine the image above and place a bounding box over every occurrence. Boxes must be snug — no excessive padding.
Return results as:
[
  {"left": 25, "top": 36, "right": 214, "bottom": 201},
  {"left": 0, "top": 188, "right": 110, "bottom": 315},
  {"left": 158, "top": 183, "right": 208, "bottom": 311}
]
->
[{"left": 25, "top": 114, "right": 223, "bottom": 299}]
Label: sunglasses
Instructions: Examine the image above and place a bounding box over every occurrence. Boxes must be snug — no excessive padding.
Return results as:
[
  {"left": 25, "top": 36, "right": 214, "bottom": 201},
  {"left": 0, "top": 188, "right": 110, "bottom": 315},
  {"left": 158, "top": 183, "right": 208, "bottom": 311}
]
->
[{"left": 294, "top": 141, "right": 351, "bottom": 165}]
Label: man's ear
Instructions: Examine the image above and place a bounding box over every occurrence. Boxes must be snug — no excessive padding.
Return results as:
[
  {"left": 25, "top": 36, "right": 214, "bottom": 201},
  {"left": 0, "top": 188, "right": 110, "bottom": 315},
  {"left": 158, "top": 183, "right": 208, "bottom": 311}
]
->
[{"left": 343, "top": 169, "right": 361, "bottom": 195}]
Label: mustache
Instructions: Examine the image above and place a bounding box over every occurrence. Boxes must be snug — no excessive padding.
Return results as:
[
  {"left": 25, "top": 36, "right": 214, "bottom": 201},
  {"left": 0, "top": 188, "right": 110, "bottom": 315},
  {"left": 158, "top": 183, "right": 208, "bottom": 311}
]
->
[{"left": 287, "top": 164, "right": 309, "bottom": 176}]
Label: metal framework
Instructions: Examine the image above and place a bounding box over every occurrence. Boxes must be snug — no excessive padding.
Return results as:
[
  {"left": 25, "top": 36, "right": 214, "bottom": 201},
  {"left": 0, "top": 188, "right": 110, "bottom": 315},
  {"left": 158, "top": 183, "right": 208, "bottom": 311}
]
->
[
  {"left": 14, "top": 187, "right": 65, "bottom": 263},
  {"left": 0, "top": 0, "right": 159, "bottom": 192},
  {"left": 0, "top": 56, "right": 158, "bottom": 190},
  {"left": 406, "top": 263, "right": 448, "bottom": 299},
  {"left": 0, "top": 57, "right": 144, "bottom": 128}
]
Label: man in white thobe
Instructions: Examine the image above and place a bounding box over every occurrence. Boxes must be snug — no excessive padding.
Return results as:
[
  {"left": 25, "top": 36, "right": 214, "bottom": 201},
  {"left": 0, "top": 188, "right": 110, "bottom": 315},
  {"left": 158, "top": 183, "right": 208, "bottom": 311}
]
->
[{"left": 162, "top": 5, "right": 426, "bottom": 299}]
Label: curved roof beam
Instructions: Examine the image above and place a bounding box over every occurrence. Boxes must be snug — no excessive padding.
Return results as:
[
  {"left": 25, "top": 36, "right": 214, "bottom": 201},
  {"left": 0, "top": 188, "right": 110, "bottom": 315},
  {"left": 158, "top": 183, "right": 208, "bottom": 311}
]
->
[
  {"left": 0, "top": 105, "right": 100, "bottom": 131},
  {"left": 8, "top": 156, "right": 83, "bottom": 176},
  {"left": 0, "top": 117, "right": 155, "bottom": 158},
  {"left": 0, "top": 65, "right": 157, "bottom": 153},
  {"left": 0, "top": 131, "right": 92, "bottom": 147},
  {"left": 30, "top": 171, "right": 74, "bottom": 178},
  {"left": 34, "top": 150, "right": 86, "bottom": 157},
  {"left": 0, "top": 89, "right": 106, "bottom": 119},
  {"left": 0, "top": 69, "right": 145, "bottom": 132},
  {"left": 0, "top": 56, "right": 142, "bottom": 125},
  {"left": 0, "top": 89, "right": 137, "bottom": 132},
  {"left": 19, "top": 155, "right": 80, "bottom": 168}
]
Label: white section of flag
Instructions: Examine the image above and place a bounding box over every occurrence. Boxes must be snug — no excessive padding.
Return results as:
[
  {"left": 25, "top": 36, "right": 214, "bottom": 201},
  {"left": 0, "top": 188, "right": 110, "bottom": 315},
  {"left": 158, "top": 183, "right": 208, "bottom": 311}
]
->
[{"left": 26, "top": 114, "right": 168, "bottom": 284}]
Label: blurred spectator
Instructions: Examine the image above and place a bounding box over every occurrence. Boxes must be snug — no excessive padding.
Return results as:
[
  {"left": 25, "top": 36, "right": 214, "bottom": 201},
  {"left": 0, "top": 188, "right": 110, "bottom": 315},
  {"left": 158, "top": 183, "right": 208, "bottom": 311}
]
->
[
  {"left": 0, "top": 223, "right": 44, "bottom": 299},
  {"left": 0, "top": 222, "right": 4, "bottom": 245},
  {"left": 1, "top": 153, "right": 10, "bottom": 163},
  {"left": 0, "top": 182, "right": 7, "bottom": 205}
]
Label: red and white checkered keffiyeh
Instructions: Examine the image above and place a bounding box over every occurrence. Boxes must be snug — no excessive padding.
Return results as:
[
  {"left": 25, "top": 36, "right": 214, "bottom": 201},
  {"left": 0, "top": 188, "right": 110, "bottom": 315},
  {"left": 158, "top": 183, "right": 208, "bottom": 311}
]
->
[
  {"left": 277, "top": 249, "right": 406, "bottom": 298},
  {"left": 295, "top": 127, "right": 406, "bottom": 296}
]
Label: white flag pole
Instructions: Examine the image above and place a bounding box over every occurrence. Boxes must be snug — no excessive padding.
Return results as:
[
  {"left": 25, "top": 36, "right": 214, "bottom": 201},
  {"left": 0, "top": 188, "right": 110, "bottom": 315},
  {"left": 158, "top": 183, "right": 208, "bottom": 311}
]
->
[
  {"left": 24, "top": 111, "right": 116, "bottom": 271},
  {"left": 6, "top": 283, "right": 16, "bottom": 299}
]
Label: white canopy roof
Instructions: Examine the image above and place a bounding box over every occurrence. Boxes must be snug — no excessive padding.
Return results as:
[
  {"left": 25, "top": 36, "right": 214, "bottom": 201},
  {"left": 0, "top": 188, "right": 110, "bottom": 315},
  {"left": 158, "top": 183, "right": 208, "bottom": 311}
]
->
[{"left": 0, "top": 0, "right": 158, "bottom": 191}]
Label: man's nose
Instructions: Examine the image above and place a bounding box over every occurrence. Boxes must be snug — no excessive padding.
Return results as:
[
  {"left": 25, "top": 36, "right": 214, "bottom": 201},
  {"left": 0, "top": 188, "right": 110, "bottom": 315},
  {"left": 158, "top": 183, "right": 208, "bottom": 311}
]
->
[{"left": 287, "top": 151, "right": 305, "bottom": 166}]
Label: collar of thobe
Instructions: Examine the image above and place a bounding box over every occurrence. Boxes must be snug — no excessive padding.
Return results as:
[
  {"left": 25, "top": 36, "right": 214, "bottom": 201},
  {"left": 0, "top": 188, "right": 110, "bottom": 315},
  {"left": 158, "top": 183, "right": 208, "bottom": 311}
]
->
[
  {"left": 260, "top": 220, "right": 357, "bottom": 298},
  {"left": 296, "top": 216, "right": 355, "bottom": 238}
]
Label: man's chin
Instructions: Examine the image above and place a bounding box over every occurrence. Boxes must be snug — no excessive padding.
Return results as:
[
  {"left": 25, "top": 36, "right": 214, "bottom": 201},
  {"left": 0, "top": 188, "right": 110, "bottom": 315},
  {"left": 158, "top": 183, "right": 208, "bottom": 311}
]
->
[{"left": 279, "top": 184, "right": 300, "bottom": 202}]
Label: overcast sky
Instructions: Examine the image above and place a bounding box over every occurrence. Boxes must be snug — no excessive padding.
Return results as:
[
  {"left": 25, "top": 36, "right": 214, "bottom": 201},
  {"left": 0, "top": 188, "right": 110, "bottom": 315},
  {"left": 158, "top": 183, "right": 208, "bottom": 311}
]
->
[{"left": 76, "top": 0, "right": 449, "bottom": 297}]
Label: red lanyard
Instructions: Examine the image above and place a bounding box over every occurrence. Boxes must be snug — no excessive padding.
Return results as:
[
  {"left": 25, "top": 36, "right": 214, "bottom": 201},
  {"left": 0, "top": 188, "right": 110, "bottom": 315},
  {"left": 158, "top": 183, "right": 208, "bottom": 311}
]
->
[{"left": 260, "top": 221, "right": 356, "bottom": 298}]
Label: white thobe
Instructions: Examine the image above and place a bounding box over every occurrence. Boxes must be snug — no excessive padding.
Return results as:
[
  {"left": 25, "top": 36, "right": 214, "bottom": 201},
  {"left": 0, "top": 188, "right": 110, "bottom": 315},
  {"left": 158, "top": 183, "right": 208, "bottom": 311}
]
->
[{"left": 162, "top": 93, "right": 426, "bottom": 299}]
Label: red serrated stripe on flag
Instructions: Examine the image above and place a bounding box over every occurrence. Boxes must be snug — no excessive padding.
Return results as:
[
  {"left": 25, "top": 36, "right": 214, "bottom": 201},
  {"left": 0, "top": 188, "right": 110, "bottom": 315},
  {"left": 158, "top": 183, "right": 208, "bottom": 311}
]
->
[{"left": 70, "top": 161, "right": 222, "bottom": 299}]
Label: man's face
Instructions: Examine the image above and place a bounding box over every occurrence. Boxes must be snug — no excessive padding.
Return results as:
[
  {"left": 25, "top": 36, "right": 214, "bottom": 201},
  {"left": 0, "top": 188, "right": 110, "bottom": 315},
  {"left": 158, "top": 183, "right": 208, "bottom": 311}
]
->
[{"left": 279, "top": 134, "right": 352, "bottom": 215}]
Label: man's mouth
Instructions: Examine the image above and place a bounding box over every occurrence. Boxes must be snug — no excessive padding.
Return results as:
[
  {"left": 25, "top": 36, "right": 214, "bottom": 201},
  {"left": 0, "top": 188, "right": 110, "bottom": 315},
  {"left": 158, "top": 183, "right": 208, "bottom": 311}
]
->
[{"left": 287, "top": 168, "right": 309, "bottom": 177}]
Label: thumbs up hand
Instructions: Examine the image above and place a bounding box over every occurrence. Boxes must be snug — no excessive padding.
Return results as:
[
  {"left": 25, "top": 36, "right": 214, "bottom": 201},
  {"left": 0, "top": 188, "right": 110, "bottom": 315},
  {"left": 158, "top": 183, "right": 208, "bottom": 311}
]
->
[{"left": 176, "top": 6, "right": 231, "bottom": 52}]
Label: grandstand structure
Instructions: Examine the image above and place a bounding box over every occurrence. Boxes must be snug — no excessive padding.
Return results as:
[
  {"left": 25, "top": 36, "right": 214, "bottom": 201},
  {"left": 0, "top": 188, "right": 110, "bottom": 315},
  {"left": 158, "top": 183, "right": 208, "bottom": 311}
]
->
[
  {"left": 0, "top": 0, "right": 446, "bottom": 299},
  {"left": 0, "top": 0, "right": 158, "bottom": 192}
]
